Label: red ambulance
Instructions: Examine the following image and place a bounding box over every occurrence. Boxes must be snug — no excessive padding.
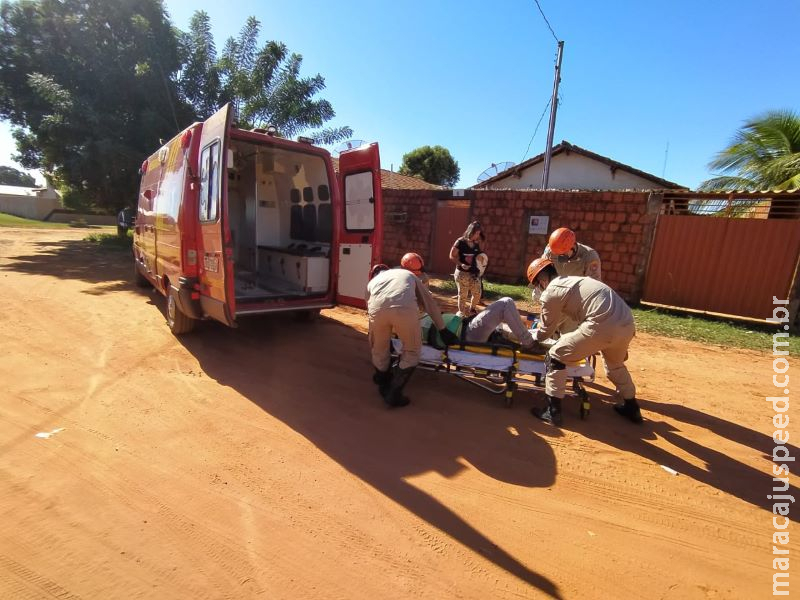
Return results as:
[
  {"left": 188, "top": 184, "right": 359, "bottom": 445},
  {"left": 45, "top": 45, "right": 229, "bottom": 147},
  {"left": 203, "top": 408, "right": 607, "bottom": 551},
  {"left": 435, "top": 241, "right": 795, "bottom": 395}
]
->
[{"left": 133, "top": 104, "right": 382, "bottom": 334}]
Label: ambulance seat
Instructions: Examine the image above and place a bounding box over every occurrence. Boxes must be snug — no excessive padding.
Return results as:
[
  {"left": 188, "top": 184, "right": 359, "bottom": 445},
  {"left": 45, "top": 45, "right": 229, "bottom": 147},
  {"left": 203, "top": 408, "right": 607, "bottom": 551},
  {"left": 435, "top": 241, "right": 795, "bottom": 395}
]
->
[
  {"left": 316, "top": 184, "right": 332, "bottom": 243},
  {"left": 302, "top": 203, "right": 317, "bottom": 242},
  {"left": 301, "top": 186, "right": 317, "bottom": 241},
  {"left": 289, "top": 188, "right": 303, "bottom": 240}
]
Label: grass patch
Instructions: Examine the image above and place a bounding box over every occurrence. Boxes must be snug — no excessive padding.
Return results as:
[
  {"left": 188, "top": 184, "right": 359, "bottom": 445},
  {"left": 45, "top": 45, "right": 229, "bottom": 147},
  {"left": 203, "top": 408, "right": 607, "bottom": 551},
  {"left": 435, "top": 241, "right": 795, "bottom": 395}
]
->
[
  {"left": 0, "top": 212, "right": 72, "bottom": 228},
  {"left": 430, "top": 277, "right": 796, "bottom": 353},
  {"left": 631, "top": 307, "right": 797, "bottom": 353},
  {"left": 84, "top": 231, "right": 132, "bottom": 251},
  {"left": 429, "top": 278, "right": 531, "bottom": 302}
]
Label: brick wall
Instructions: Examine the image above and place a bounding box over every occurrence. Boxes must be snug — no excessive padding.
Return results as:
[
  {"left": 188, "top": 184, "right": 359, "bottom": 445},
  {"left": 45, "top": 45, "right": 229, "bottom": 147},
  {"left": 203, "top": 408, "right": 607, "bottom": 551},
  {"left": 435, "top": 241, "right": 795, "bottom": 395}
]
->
[
  {"left": 381, "top": 189, "right": 437, "bottom": 267},
  {"left": 381, "top": 189, "right": 661, "bottom": 302}
]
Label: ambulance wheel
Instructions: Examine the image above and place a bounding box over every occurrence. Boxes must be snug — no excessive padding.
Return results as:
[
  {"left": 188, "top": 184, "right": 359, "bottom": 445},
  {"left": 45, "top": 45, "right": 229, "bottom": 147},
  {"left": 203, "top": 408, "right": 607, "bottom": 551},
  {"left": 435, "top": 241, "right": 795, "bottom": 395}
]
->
[
  {"left": 133, "top": 260, "right": 150, "bottom": 288},
  {"left": 294, "top": 309, "right": 320, "bottom": 322},
  {"left": 167, "top": 287, "right": 195, "bottom": 335}
]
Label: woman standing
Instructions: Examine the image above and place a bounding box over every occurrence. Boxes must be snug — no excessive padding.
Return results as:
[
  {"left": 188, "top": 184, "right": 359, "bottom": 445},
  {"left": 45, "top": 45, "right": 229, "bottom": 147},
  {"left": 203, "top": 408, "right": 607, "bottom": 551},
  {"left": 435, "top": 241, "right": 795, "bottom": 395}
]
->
[{"left": 449, "top": 221, "right": 484, "bottom": 317}]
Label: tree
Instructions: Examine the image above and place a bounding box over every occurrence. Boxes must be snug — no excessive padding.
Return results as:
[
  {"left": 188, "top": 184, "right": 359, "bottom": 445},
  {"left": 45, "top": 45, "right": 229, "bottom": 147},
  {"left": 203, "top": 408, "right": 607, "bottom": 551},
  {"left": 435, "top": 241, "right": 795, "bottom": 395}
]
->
[
  {"left": 0, "top": 165, "right": 35, "bottom": 186},
  {"left": 398, "top": 145, "right": 460, "bottom": 187},
  {"left": 700, "top": 110, "right": 800, "bottom": 191},
  {"left": 0, "top": 0, "right": 194, "bottom": 210},
  {"left": 178, "top": 13, "right": 352, "bottom": 145}
]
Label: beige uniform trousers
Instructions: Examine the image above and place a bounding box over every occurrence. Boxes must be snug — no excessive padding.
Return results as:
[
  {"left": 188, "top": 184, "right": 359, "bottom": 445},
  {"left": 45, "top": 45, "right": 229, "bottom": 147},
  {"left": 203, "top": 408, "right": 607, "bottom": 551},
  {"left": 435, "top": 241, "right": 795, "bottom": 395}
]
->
[
  {"left": 454, "top": 269, "right": 481, "bottom": 315},
  {"left": 368, "top": 306, "right": 422, "bottom": 370},
  {"left": 546, "top": 321, "right": 636, "bottom": 399}
]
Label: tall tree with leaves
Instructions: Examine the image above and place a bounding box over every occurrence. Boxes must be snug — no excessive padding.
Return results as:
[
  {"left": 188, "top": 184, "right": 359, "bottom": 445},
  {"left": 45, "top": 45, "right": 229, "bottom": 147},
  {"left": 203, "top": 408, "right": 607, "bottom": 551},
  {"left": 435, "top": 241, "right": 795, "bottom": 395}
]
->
[
  {"left": 0, "top": 165, "right": 35, "bottom": 186},
  {"left": 0, "top": 0, "right": 193, "bottom": 210},
  {"left": 178, "top": 13, "right": 351, "bottom": 145},
  {"left": 700, "top": 110, "right": 800, "bottom": 191},
  {"left": 399, "top": 145, "right": 460, "bottom": 187}
]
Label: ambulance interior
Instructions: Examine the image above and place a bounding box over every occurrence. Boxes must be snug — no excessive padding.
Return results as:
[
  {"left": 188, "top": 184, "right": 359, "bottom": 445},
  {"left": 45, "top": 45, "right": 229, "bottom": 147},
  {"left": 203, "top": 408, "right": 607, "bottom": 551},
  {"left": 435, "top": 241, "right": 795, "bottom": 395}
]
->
[{"left": 226, "top": 140, "right": 333, "bottom": 303}]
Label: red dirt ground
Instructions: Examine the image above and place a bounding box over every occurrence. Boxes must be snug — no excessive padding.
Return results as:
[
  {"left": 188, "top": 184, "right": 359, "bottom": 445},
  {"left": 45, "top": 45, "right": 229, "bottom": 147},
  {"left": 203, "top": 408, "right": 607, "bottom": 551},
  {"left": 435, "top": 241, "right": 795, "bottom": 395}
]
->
[{"left": 0, "top": 228, "right": 795, "bottom": 599}]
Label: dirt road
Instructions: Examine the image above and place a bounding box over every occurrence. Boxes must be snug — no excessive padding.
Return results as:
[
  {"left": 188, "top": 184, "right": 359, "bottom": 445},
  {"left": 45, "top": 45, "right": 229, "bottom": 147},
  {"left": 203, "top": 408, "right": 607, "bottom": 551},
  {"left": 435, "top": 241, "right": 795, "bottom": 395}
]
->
[{"left": 0, "top": 228, "right": 794, "bottom": 599}]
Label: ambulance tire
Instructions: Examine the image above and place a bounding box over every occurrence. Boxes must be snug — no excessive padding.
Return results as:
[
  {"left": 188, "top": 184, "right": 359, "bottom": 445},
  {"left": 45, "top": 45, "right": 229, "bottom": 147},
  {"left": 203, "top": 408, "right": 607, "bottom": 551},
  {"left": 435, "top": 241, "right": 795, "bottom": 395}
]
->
[
  {"left": 294, "top": 309, "right": 320, "bottom": 322},
  {"left": 133, "top": 260, "right": 150, "bottom": 288},
  {"left": 167, "top": 287, "right": 196, "bottom": 335}
]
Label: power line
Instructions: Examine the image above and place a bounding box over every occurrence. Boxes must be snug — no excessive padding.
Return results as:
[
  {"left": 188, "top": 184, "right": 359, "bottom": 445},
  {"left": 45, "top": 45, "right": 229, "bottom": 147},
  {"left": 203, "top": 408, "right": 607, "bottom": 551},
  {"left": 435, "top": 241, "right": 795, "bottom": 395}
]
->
[
  {"left": 533, "top": 0, "right": 559, "bottom": 42},
  {"left": 520, "top": 97, "right": 552, "bottom": 163}
]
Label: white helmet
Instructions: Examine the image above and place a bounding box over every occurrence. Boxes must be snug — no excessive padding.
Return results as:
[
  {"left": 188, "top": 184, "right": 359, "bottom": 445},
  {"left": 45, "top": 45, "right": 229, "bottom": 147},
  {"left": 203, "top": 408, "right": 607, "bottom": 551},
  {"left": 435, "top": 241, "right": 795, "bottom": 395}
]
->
[{"left": 475, "top": 252, "right": 488, "bottom": 276}]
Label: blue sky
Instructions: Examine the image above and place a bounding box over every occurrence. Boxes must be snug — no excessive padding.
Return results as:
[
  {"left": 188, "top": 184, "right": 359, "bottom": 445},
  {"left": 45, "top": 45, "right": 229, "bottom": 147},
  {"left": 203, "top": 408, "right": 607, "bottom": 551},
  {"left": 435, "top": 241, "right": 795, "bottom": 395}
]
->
[{"left": 2, "top": 0, "right": 798, "bottom": 188}]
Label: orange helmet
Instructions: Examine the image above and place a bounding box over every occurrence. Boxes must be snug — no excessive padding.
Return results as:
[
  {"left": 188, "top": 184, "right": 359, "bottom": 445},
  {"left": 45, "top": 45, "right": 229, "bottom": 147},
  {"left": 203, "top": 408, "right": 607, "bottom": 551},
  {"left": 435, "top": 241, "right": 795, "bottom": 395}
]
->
[
  {"left": 400, "top": 252, "right": 424, "bottom": 275},
  {"left": 527, "top": 257, "right": 553, "bottom": 284},
  {"left": 548, "top": 227, "right": 576, "bottom": 256},
  {"left": 369, "top": 263, "right": 390, "bottom": 279}
]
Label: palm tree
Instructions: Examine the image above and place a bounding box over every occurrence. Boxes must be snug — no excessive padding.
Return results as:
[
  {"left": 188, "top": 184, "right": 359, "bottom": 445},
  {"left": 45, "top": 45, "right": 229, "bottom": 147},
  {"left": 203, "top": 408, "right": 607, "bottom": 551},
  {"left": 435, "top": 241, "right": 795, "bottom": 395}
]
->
[{"left": 700, "top": 110, "right": 800, "bottom": 191}]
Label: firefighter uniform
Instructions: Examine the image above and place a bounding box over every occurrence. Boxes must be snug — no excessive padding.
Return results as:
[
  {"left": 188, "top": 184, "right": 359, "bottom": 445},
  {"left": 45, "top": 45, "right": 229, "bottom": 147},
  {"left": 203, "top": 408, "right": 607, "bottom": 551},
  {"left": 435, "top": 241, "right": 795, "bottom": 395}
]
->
[
  {"left": 543, "top": 242, "right": 602, "bottom": 279},
  {"left": 367, "top": 268, "right": 445, "bottom": 370},
  {"left": 534, "top": 276, "right": 636, "bottom": 402},
  {"left": 536, "top": 242, "right": 603, "bottom": 332}
]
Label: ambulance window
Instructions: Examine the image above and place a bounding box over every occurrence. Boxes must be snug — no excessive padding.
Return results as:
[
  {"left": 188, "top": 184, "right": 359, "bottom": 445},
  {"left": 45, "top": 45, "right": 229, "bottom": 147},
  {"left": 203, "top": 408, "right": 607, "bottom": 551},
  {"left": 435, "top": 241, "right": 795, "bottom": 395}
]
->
[
  {"left": 343, "top": 171, "right": 375, "bottom": 232},
  {"left": 199, "top": 141, "right": 220, "bottom": 222}
]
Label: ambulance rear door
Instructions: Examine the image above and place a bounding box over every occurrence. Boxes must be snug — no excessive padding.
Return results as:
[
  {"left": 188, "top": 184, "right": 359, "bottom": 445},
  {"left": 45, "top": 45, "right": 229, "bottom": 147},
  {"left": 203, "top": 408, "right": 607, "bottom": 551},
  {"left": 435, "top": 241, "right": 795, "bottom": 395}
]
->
[
  {"left": 335, "top": 143, "right": 383, "bottom": 308},
  {"left": 197, "top": 103, "right": 236, "bottom": 326}
]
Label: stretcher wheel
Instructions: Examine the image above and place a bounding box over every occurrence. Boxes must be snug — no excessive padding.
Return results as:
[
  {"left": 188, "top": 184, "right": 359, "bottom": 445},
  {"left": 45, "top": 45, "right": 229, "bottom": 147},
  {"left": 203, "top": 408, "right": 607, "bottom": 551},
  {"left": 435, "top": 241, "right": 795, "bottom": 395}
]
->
[
  {"left": 580, "top": 401, "right": 590, "bottom": 419},
  {"left": 504, "top": 382, "right": 516, "bottom": 408},
  {"left": 575, "top": 385, "right": 592, "bottom": 419}
]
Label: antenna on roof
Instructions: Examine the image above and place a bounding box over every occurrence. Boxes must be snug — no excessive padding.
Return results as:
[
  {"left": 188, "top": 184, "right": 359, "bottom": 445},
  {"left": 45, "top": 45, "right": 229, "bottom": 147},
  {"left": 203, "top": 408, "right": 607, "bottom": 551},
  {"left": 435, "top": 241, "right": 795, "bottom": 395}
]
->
[
  {"left": 333, "top": 139, "right": 367, "bottom": 156},
  {"left": 477, "top": 162, "right": 516, "bottom": 183}
]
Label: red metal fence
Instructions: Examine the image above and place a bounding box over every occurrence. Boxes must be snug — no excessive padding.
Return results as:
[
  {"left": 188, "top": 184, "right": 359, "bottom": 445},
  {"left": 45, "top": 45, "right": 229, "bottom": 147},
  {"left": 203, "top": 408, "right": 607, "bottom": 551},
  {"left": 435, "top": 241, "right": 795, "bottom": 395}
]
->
[{"left": 643, "top": 193, "right": 800, "bottom": 320}]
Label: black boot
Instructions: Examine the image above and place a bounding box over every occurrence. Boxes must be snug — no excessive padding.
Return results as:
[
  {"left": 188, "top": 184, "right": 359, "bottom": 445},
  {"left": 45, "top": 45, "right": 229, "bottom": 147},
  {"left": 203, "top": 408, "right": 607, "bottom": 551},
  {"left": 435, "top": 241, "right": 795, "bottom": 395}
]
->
[
  {"left": 532, "top": 396, "right": 563, "bottom": 425},
  {"left": 613, "top": 398, "right": 643, "bottom": 424},
  {"left": 372, "top": 368, "right": 392, "bottom": 397},
  {"left": 383, "top": 366, "right": 415, "bottom": 408}
]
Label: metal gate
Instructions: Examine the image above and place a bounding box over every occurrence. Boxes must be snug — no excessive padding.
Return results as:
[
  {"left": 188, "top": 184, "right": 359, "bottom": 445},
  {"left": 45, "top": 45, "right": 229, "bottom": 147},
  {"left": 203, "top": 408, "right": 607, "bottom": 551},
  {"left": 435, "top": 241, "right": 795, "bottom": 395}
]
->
[
  {"left": 430, "top": 200, "right": 470, "bottom": 274},
  {"left": 643, "top": 213, "right": 800, "bottom": 320}
]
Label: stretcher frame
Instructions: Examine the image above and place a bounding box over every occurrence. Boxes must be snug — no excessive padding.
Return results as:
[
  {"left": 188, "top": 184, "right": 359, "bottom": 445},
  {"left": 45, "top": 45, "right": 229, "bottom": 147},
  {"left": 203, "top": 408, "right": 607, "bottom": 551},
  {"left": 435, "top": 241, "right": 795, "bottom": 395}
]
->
[{"left": 390, "top": 339, "right": 597, "bottom": 418}]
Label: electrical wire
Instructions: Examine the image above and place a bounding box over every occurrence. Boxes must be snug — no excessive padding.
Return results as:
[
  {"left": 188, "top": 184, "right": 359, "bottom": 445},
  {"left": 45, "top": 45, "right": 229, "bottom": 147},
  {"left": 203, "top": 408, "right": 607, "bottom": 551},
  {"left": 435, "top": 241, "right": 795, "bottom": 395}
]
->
[
  {"left": 520, "top": 97, "right": 552, "bottom": 163},
  {"left": 533, "top": 0, "right": 559, "bottom": 42}
]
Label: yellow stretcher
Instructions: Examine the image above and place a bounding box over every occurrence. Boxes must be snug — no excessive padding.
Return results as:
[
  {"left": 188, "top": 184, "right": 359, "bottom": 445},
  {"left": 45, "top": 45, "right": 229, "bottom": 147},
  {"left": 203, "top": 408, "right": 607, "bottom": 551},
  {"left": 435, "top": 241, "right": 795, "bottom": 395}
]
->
[{"left": 390, "top": 338, "right": 596, "bottom": 417}]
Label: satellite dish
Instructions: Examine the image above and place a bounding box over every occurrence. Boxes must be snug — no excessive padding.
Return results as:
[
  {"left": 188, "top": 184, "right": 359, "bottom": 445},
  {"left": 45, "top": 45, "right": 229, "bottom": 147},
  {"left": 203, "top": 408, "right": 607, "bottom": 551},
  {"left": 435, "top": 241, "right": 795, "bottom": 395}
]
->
[
  {"left": 334, "top": 139, "right": 368, "bottom": 155},
  {"left": 477, "top": 161, "right": 515, "bottom": 183}
]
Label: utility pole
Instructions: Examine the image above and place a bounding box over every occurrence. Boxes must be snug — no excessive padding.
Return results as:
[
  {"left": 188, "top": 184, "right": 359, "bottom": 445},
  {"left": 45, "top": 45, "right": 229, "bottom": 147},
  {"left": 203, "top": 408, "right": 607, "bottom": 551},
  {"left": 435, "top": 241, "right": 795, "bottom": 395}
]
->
[{"left": 541, "top": 40, "right": 564, "bottom": 190}]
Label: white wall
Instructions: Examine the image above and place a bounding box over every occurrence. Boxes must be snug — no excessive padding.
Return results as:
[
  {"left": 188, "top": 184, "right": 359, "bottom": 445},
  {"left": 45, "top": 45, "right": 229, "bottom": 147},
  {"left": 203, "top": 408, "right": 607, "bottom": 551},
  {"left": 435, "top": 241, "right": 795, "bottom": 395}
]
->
[
  {"left": 485, "top": 153, "right": 667, "bottom": 191},
  {"left": 0, "top": 190, "right": 61, "bottom": 220}
]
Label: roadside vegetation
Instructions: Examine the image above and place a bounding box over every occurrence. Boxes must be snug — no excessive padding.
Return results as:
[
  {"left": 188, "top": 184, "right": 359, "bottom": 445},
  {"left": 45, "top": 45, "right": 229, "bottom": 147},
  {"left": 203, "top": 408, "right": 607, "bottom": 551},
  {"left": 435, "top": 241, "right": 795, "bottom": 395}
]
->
[
  {"left": 429, "top": 277, "right": 797, "bottom": 354},
  {"left": 84, "top": 231, "right": 133, "bottom": 251},
  {"left": 0, "top": 212, "right": 84, "bottom": 229}
]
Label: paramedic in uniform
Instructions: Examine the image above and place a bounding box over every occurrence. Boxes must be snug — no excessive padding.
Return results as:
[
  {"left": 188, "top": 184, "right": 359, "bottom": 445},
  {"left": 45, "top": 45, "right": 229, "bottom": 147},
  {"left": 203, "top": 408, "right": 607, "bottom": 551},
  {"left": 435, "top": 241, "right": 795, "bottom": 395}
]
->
[
  {"left": 367, "top": 264, "right": 458, "bottom": 407},
  {"left": 527, "top": 257, "right": 642, "bottom": 426},
  {"left": 535, "top": 227, "right": 602, "bottom": 333},
  {"left": 543, "top": 227, "right": 602, "bottom": 280}
]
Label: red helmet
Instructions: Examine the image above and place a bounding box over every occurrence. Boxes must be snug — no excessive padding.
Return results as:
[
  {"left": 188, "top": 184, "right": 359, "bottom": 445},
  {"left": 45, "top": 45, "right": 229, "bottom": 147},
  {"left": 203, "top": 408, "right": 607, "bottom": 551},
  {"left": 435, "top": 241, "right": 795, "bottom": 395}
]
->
[
  {"left": 400, "top": 252, "right": 424, "bottom": 275},
  {"left": 548, "top": 227, "right": 576, "bottom": 256},
  {"left": 369, "top": 263, "right": 390, "bottom": 279},
  {"left": 526, "top": 257, "right": 553, "bottom": 284}
]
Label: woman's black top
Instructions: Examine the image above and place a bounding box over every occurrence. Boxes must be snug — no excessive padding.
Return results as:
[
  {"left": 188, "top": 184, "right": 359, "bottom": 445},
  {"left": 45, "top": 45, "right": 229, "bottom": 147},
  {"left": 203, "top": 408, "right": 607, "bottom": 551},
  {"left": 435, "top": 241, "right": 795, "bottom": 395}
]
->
[{"left": 454, "top": 238, "right": 481, "bottom": 274}]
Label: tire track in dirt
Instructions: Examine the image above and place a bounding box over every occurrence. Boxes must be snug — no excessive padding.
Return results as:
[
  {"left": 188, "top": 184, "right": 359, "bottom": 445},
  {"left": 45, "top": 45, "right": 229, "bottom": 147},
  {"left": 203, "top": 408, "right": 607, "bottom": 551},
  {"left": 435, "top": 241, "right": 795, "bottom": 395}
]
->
[
  {"left": 0, "top": 553, "right": 82, "bottom": 600},
  {"left": 2, "top": 417, "right": 384, "bottom": 600}
]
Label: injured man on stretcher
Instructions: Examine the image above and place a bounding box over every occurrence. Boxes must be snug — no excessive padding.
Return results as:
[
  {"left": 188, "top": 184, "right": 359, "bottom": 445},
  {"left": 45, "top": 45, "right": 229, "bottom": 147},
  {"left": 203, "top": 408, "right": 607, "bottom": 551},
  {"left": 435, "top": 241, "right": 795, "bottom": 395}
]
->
[{"left": 420, "top": 297, "right": 550, "bottom": 353}]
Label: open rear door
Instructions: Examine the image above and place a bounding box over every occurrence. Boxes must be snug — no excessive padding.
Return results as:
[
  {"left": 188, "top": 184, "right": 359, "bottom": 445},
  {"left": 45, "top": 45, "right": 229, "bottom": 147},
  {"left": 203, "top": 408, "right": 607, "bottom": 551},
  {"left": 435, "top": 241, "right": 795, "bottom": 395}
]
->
[
  {"left": 197, "top": 103, "right": 236, "bottom": 326},
  {"left": 335, "top": 143, "right": 383, "bottom": 308}
]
